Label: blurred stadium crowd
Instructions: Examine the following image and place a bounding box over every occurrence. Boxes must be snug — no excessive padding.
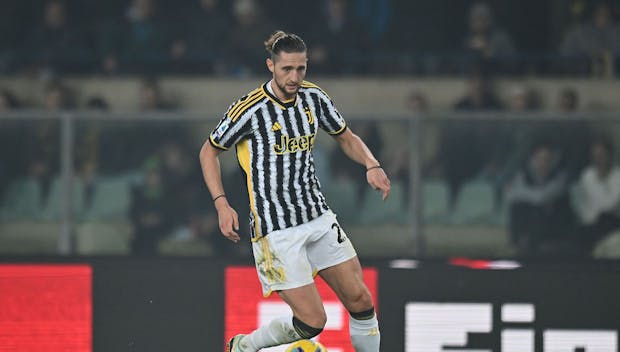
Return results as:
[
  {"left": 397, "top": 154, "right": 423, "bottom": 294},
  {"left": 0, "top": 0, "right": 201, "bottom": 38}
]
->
[
  {"left": 0, "top": 0, "right": 618, "bottom": 77},
  {"left": 1, "top": 0, "right": 620, "bottom": 259}
]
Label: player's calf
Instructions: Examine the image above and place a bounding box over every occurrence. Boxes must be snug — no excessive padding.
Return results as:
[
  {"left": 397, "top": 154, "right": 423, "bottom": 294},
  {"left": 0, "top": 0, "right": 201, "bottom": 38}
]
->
[{"left": 236, "top": 316, "right": 323, "bottom": 351}]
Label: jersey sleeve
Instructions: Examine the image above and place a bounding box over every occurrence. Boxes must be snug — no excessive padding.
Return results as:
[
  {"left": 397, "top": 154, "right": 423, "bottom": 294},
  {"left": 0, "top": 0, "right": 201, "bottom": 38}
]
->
[
  {"left": 209, "top": 104, "right": 254, "bottom": 150},
  {"left": 315, "top": 88, "right": 347, "bottom": 135}
]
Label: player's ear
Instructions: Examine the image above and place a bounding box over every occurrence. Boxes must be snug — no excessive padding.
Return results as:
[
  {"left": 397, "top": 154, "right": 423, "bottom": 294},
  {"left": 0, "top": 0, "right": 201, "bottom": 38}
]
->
[{"left": 266, "top": 58, "right": 274, "bottom": 73}]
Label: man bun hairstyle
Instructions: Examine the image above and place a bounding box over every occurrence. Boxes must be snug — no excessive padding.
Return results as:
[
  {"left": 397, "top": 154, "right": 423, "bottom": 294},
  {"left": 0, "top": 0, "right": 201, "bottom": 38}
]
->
[{"left": 264, "top": 30, "right": 306, "bottom": 59}]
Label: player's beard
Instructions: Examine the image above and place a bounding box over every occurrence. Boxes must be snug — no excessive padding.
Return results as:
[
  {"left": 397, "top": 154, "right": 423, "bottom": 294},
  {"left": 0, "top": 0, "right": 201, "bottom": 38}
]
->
[{"left": 275, "top": 79, "right": 298, "bottom": 101}]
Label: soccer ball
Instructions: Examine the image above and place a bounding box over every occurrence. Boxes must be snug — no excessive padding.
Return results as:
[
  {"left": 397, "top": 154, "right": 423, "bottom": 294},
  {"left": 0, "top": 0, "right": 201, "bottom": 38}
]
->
[{"left": 285, "top": 339, "right": 328, "bottom": 352}]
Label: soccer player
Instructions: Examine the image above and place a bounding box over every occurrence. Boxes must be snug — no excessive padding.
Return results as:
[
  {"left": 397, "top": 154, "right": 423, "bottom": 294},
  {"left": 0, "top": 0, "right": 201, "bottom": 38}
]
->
[{"left": 199, "top": 30, "right": 390, "bottom": 352}]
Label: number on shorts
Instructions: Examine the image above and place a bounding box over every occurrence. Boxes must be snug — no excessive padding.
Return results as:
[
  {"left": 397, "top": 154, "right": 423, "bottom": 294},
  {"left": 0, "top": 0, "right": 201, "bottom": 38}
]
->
[{"left": 331, "top": 223, "right": 346, "bottom": 243}]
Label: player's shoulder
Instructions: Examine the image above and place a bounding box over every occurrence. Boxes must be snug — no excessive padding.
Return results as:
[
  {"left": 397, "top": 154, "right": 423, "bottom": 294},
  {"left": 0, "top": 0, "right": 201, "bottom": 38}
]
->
[
  {"left": 300, "top": 80, "right": 330, "bottom": 98},
  {"left": 231, "top": 86, "right": 265, "bottom": 106},
  {"left": 226, "top": 85, "right": 268, "bottom": 121}
]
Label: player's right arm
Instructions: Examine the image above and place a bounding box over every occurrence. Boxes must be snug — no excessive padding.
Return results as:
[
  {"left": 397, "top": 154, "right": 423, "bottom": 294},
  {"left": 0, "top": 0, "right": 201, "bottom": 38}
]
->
[
  {"left": 199, "top": 141, "right": 240, "bottom": 242},
  {"left": 201, "top": 90, "right": 258, "bottom": 242}
]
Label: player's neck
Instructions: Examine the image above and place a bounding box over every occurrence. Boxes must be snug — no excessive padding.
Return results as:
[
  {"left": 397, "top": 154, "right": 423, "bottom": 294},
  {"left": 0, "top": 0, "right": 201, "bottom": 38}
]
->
[{"left": 269, "top": 80, "right": 295, "bottom": 103}]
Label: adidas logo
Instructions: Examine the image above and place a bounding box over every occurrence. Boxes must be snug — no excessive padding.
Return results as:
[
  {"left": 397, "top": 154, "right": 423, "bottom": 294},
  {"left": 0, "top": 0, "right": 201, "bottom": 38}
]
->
[{"left": 271, "top": 122, "right": 282, "bottom": 131}]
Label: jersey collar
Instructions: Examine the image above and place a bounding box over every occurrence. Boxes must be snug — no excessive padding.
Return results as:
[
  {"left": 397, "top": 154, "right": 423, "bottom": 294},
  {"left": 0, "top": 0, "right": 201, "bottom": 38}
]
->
[{"left": 262, "top": 80, "right": 298, "bottom": 109}]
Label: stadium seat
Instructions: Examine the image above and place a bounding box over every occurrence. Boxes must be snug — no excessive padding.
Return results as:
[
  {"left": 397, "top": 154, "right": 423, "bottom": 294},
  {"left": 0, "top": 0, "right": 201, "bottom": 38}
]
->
[
  {"left": 323, "top": 180, "right": 361, "bottom": 225},
  {"left": 83, "top": 174, "right": 132, "bottom": 220},
  {"left": 0, "top": 221, "right": 61, "bottom": 254},
  {"left": 359, "top": 181, "right": 408, "bottom": 225},
  {"left": 347, "top": 223, "right": 415, "bottom": 257},
  {"left": 0, "top": 178, "right": 43, "bottom": 220},
  {"left": 448, "top": 180, "right": 496, "bottom": 225},
  {"left": 425, "top": 224, "right": 513, "bottom": 257},
  {"left": 422, "top": 180, "right": 450, "bottom": 223},
  {"left": 40, "top": 176, "right": 85, "bottom": 220},
  {"left": 75, "top": 221, "right": 131, "bottom": 255},
  {"left": 593, "top": 230, "right": 620, "bottom": 259},
  {"left": 158, "top": 236, "right": 213, "bottom": 256},
  {"left": 568, "top": 183, "right": 586, "bottom": 223}
]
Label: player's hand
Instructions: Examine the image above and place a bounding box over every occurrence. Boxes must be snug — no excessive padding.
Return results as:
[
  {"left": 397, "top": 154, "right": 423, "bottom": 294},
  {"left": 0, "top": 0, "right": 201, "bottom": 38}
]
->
[
  {"left": 367, "top": 167, "right": 391, "bottom": 201},
  {"left": 214, "top": 199, "right": 241, "bottom": 243}
]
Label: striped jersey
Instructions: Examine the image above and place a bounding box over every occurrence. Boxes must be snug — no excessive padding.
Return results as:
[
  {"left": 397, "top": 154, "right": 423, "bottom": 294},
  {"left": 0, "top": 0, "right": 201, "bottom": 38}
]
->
[{"left": 209, "top": 80, "right": 347, "bottom": 240}]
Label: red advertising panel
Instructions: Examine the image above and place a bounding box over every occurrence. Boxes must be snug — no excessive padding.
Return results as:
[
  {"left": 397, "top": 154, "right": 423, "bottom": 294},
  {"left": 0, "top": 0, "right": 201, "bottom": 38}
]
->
[
  {"left": 225, "top": 266, "right": 378, "bottom": 352},
  {"left": 0, "top": 265, "right": 92, "bottom": 352}
]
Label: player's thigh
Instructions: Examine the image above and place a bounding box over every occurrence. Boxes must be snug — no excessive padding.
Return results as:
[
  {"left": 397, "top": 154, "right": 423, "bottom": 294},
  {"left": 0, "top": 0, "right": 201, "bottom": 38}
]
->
[
  {"left": 318, "top": 256, "right": 374, "bottom": 313},
  {"left": 252, "top": 230, "right": 314, "bottom": 296},
  {"left": 306, "top": 212, "right": 357, "bottom": 273},
  {"left": 278, "top": 283, "right": 326, "bottom": 328}
]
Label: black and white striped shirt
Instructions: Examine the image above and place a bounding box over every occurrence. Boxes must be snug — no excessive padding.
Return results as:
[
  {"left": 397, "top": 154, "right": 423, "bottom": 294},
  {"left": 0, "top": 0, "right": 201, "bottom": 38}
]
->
[{"left": 209, "top": 80, "right": 347, "bottom": 240}]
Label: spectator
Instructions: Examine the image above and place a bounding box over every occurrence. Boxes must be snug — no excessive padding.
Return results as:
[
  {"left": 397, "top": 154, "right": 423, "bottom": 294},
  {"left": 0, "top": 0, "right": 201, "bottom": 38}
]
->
[
  {"left": 505, "top": 142, "right": 576, "bottom": 256},
  {"left": 306, "top": 0, "right": 372, "bottom": 75},
  {"left": 83, "top": 95, "right": 140, "bottom": 176},
  {"left": 43, "top": 81, "right": 74, "bottom": 110},
  {"left": 109, "top": 77, "right": 182, "bottom": 174},
  {"left": 130, "top": 140, "right": 241, "bottom": 257},
  {"left": 439, "top": 70, "right": 509, "bottom": 208},
  {"left": 157, "top": 140, "right": 234, "bottom": 254},
  {"left": 138, "top": 77, "right": 174, "bottom": 111},
  {"left": 159, "top": 140, "right": 206, "bottom": 232},
  {"left": 506, "top": 85, "right": 538, "bottom": 111},
  {"left": 462, "top": 2, "right": 516, "bottom": 71},
  {"left": 98, "top": 0, "right": 173, "bottom": 74},
  {"left": 225, "top": 0, "right": 275, "bottom": 76},
  {"left": 20, "top": 0, "right": 90, "bottom": 74},
  {"left": 505, "top": 85, "right": 540, "bottom": 146},
  {"left": 454, "top": 69, "right": 503, "bottom": 110},
  {"left": 575, "top": 137, "right": 620, "bottom": 254},
  {"left": 0, "top": 89, "right": 21, "bottom": 199},
  {"left": 508, "top": 86, "right": 589, "bottom": 181},
  {"left": 76, "top": 95, "right": 110, "bottom": 208},
  {"left": 0, "top": 89, "right": 19, "bottom": 111},
  {"left": 508, "top": 87, "right": 589, "bottom": 184},
  {"left": 17, "top": 82, "right": 70, "bottom": 207},
  {"left": 129, "top": 156, "right": 172, "bottom": 255},
  {"left": 93, "top": 78, "right": 176, "bottom": 176},
  {"left": 406, "top": 90, "right": 429, "bottom": 112},
  {"left": 560, "top": 1, "right": 620, "bottom": 76},
  {"left": 557, "top": 87, "right": 579, "bottom": 112},
  {"left": 170, "top": 0, "right": 231, "bottom": 74},
  {"left": 488, "top": 85, "right": 542, "bottom": 201},
  {"left": 385, "top": 90, "right": 430, "bottom": 207},
  {"left": 85, "top": 96, "right": 109, "bottom": 110},
  {"left": 553, "top": 87, "right": 591, "bottom": 179}
]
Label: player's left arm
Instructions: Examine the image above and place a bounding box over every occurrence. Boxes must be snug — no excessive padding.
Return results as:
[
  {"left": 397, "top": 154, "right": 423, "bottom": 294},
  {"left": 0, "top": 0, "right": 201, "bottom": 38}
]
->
[{"left": 333, "top": 128, "right": 391, "bottom": 200}]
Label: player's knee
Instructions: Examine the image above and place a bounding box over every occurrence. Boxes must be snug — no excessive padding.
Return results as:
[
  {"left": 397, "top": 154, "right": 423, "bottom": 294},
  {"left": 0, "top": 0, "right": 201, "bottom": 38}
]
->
[
  {"left": 343, "top": 286, "right": 373, "bottom": 311},
  {"left": 292, "top": 316, "right": 325, "bottom": 339},
  {"left": 306, "top": 311, "right": 327, "bottom": 330}
]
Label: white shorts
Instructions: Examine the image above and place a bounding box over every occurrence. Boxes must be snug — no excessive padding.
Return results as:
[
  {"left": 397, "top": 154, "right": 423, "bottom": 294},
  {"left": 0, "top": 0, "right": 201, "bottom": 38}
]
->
[{"left": 252, "top": 210, "right": 357, "bottom": 297}]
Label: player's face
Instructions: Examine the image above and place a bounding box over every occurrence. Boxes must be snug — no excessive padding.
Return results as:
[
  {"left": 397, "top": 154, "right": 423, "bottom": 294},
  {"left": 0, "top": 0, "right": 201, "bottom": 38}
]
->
[{"left": 267, "top": 51, "right": 307, "bottom": 101}]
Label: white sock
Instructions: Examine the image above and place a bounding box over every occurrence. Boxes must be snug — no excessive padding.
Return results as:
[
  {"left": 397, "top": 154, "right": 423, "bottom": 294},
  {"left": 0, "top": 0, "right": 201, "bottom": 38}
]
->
[
  {"left": 349, "top": 314, "right": 381, "bottom": 352},
  {"left": 240, "top": 316, "right": 301, "bottom": 352}
]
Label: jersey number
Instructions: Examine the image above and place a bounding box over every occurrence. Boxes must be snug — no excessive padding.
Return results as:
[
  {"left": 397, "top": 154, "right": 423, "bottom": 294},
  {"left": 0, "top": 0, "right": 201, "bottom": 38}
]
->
[{"left": 331, "top": 223, "right": 346, "bottom": 244}]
